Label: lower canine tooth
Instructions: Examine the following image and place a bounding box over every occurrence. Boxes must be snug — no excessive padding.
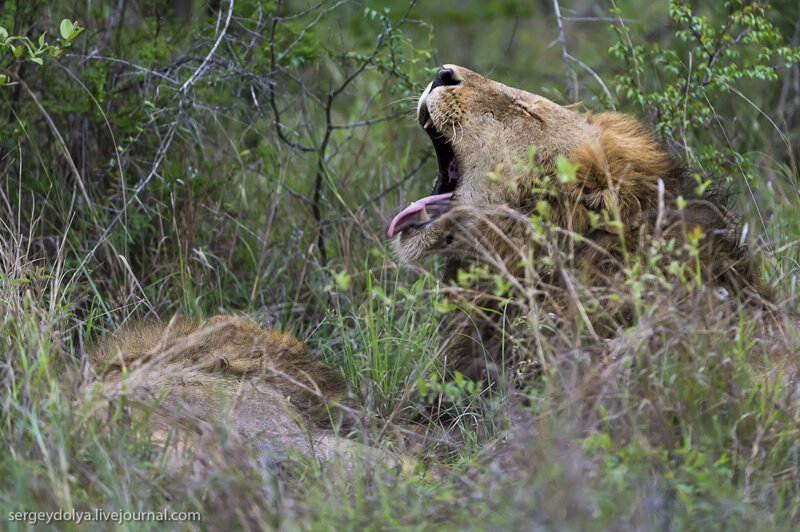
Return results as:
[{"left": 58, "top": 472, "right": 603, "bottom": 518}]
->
[
  {"left": 420, "top": 206, "right": 430, "bottom": 220},
  {"left": 424, "top": 117, "right": 433, "bottom": 129}
]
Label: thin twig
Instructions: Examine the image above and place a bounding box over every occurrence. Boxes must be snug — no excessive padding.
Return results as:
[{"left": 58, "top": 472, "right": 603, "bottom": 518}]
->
[
  {"left": 179, "top": 0, "right": 234, "bottom": 93},
  {"left": 368, "top": 153, "right": 432, "bottom": 204},
  {"left": 80, "top": 54, "right": 179, "bottom": 84},
  {"left": 565, "top": 52, "right": 616, "bottom": 110},
  {"left": 550, "top": 0, "right": 615, "bottom": 109},
  {"left": 68, "top": 122, "right": 178, "bottom": 290},
  {"left": 329, "top": 110, "right": 409, "bottom": 129},
  {"left": 3, "top": 70, "right": 92, "bottom": 208},
  {"left": 267, "top": 0, "right": 315, "bottom": 152},
  {"left": 311, "top": 0, "right": 418, "bottom": 266},
  {"left": 551, "top": 0, "right": 576, "bottom": 101}
]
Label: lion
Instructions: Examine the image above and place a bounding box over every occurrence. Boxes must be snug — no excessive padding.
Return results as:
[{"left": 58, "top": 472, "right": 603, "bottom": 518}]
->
[
  {"left": 388, "top": 65, "right": 772, "bottom": 381},
  {"left": 89, "top": 315, "right": 360, "bottom": 472},
  {"left": 87, "top": 66, "right": 777, "bottom": 467}
]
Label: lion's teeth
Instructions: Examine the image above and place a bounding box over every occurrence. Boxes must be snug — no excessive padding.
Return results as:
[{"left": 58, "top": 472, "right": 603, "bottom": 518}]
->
[
  {"left": 420, "top": 206, "right": 429, "bottom": 220},
  {"left": 423, "top": 117, "right": 433, "bottom": 129}
]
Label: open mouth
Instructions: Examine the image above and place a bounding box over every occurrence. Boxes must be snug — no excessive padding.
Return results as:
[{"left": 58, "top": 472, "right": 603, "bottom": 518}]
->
[{"left": 387, "top": 104, "right": 460, "bottom": 238}]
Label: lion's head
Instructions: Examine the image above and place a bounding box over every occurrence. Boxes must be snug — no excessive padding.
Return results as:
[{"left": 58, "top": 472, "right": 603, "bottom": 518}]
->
[
  {"left": 389, "top": 64, "right": 604, "bottom": 263},
  {"left": 391, "top": 66, "right": 725, "bottom": 265}
]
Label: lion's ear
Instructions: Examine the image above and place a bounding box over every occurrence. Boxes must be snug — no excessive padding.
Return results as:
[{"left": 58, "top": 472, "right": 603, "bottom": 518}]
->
[
  {"left": 514, "top": 98, "right": 545, "bottom": 124},
  {"left": 562, "top": 102, "right": 583, "bottom": 111},
  {"left": 569, "top": 113, "right": 672, "bottom": 219}
]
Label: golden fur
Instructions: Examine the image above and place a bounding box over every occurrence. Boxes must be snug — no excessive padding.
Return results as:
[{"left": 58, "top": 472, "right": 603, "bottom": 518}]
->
[{"left": 390, "top": 65, "right": 769, "bottom": 380}]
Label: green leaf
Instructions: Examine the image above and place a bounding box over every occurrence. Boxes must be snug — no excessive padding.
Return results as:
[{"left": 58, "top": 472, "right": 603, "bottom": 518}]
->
[
  {"left": 60, "top": 19, "right": 74, "bottom": 40},
  {"left": 434, "top": 299, "right": 455, "bottom": 313},
  {"left": 333, "top": 270, "right": 351, "bottom": 291},
  {"left": 30, "top": 57, "right": 43, "bottom": 65},
  {"left": 555, "top": 154, "right": 580, "bottom": 183},
  {"left": 0, "top": 26, "right": 8, "bottom": 41}
]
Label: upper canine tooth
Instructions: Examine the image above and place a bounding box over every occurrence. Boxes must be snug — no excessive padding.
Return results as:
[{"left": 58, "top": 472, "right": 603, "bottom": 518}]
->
[{"left": 423, "top": 117, "right": 433, "bottom": 129}]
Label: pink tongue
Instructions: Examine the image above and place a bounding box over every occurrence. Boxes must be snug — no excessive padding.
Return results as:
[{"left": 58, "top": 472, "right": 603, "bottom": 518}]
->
[{"left": 387, "top": 193, "right": 454, "bottom": 238}]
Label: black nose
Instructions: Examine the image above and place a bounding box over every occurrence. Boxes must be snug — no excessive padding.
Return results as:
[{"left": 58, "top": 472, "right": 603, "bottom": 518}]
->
[{"left": 431, "top": 67, "right": 459, "bottom": 90}]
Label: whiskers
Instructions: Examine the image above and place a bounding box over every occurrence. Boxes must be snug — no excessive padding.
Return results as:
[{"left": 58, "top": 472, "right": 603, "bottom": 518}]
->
[
  {"left": 430, "top": 109, "right": 465, "bottom": 144},
  {"left": 386, "top": 96, "right": 427, "bottom": 120}
]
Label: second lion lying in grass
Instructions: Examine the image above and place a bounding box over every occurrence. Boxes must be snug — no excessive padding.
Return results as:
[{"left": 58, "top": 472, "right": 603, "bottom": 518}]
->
[{"left": 90, "top": 315, "right": 357, "bottom": 471}]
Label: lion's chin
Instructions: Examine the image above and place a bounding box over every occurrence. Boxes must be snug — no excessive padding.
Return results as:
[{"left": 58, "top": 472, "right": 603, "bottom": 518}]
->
[
  {"left": 391, "top": 233, "right": 425, "bottom": 264},
  {"left": 391, "top": 221, "right": 447, "bottom": 264}
]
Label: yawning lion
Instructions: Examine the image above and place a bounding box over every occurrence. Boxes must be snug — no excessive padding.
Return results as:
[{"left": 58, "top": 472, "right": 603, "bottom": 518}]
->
[{"left": 389, "top": 65, "right": 770, "bottom": 380}]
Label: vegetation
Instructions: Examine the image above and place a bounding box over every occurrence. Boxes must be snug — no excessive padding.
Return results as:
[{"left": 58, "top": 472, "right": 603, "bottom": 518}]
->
[{"left": 1, "top": 0, "right": 799, "bottom": 529}]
